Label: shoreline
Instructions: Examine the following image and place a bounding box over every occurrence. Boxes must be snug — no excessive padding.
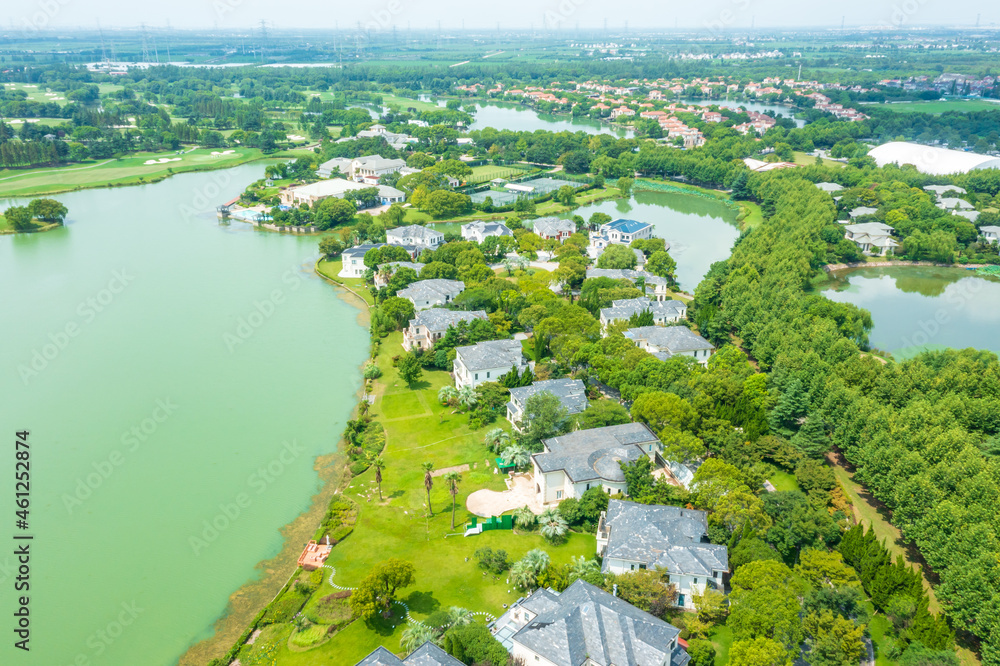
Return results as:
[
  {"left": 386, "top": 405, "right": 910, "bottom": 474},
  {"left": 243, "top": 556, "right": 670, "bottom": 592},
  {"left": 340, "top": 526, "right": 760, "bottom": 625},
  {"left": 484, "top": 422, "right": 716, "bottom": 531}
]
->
[
  {"left": 824, "top": 260, "right": 994, "bottom": 273},
  {"left": 0, "top": 221, "right": 62, "bottom": 235},
  {"left": 179, "top": 260, "right": 371, "bottom": 666}
]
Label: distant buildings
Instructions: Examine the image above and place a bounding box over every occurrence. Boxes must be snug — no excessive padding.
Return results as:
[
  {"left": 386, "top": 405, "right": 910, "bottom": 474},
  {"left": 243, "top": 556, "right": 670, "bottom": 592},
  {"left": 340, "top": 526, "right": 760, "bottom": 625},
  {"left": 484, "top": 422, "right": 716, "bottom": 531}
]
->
[
  {"left": 453, "top": 339, "right": 530, "bottom": 390},
  {"left": 402, "top": 309, "right": 487, "bottom": 351},
  {"left": 980, "top": 226, "right": 1000, "bottom": 244},
  {"left": 461, "top": 220, "right": 513, "bottom": 243},
  {"left": 506, "top": 379, "right": 588, "bottom": 431},
  {"left": 385, "top": 224, "right": 444, "bottom": 250},
  {"left": 339, "top": 243, "right": 386, "bottom": 278},
  {"left": 532, "top": 423, "right": 662, "bottom": 504},
  {"left": 597, "top": 499, "right": 728, "bottom": 609},
  {"left": 624, "top": 326, "right": 715, "bottom": 365},
  {"left": 843, "top": 222, "right": 899, "bottom": 256},
  {"left": 397, "top": 279, "right": 464, "bottom": 311}
]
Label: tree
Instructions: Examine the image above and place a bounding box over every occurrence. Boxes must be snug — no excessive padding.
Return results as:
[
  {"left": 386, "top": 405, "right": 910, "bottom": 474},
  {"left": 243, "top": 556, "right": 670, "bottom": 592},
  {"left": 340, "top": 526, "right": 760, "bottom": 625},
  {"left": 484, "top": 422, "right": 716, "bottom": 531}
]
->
[
  {"left": 631, "top": 391, "right": 699, "bottom": 433},
  {"left": 501, "top": 445, "right": 531, "bottom": 469},
  {"left": 318, "top": 236, "right": 344, "bottom": 258},
  {"left": 313, "top": 197, "right": 356, "bottom": 229},
  {"left": 646, "top": 250, "right": 678, "bottom": 286},
  {"left": 589, "top": 212, "right": 612, "bottom": 230},
  {"left": 899, "top": 642, "right": 961, "bottom": 666},
  {"left": 350, "top": 559, "right": 417, "bottom": 620},
  {"left": 401, "top": 623, "right": 435, "bottom": 654},
  {"left": 372, "top": 457, "right": 385, "bottom": 501},
  {"left": 457, "top": 385, "right": 478, "bottom": 411},
  {"left": 693, "top": 588, "right": 728, "bottom": 626},
  {"left": 620, "top": 457, "right": 655, "bottom": 498},
  {"left": 380, "top": 297, "right": 415, "bottom": 330},
  {"left": 577, "top": 401, "right": 631, "bottom": 429},
  {"left": 596, "top": 243, "right": 638, "bottom": 269},
  {"left": 438, "top": 385, "right": 458, "bottom": 406},
  {"left": 602, "top": 570, "right": 676, "bottom": 616},
  {"left": 398, "top": 353, "right": 423, "bottom": 387},
  {"left": 484, "top": 427, "right": 510, "bottom": 452},
  {"left": 538, "top": 508, "right": 568, "bottom": 543},
  {"left": 514, "top": 505, "right": 536, "bottom": 530},
  {"left": 803, "top": 610, "right": 866, "bottom": 666},
  {"left": 728, "top": 560, "right": 804, "bottom": 656},
  {"left": 616, "top": 176, "right": 634, "bottom": 197},
  {"left": 441, "top": 622, "right": 510, "bottom": 666},
  {"left": 555, "top": 185, "right": 576, "bottom": 206},
  {"left": 26, "top": 198, "right": 68, "bottom": 223},
  {"left": 728, "top": 637, "right": 787, "bottom": 666},
  {"left": 422, "top": 462, "right": 434, "bottom": 516},
  {"left": 791, "top": 411, "right": 828, "bottom": 458},
  {"left": 4, "top": 206, "right": 33, "bottom": 231},
  {"left": 686, "top": 639, "right": 717, "bottom": 666},
  {"left": 520, "top": 391, "right": 571, "bottom": 449},
  {"left": 444, "top": 471, "right": 461, "bottom": 529}
]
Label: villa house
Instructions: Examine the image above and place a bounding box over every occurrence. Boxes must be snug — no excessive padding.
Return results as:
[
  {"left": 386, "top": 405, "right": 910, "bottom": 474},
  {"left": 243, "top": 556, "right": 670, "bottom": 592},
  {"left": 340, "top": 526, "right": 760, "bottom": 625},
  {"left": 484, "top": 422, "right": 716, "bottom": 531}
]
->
[
  {"left": 980, "top": 225, "right": 1000, "bottom": 244},
  {"left": 490, "top": 579, "right": 690, "bottom": 666},
  {"left": 396, "top": 279, "right": 464, "bottom": 311},
  {"left": 461, "top": 220, "right": 513, "bottom": 243},
  {"left": 588, "top": 218, "right": 655, "bottom": 258},
  {"left": 354, "top": 124, "right": 416, "bottom": 151},
  {"left": 279, "top": 180, "right": 405, "bottom": 208},
  {"left": 506, "top": 379, "right": 588, "bottom": 431},
  {"left": 624, "top": 326, "right": 714, "bottom": 365},
  {"left": 924, "top": 184, "right": 967, "bottom": 196},
  {"left": 844, "top": 222, "right": 898, "bottom": 256},
  {"left": 815, "top": 182, "right": 844, "bottom": 193},
  {"left": 532, "top": 423, "right": 662, "bottom": 505},
  {"left": 936, "top": 197, "right": 975, "bottom": 212},
  {"left": 339, "top": 243, "right": 384, "bottom": 278},
  {"left": 356, "top": 642, "right": 465, "bottom": 666},
  {"left": 316, "top": 157, "right": 353, "bottom": 179},
  {"left": 531, "top": 217, "right": 577, "bottom": 242},
  {"left": 386, "top": 225, "right": 444, "bottom": 250},
  {"left": 453, "top": 339, "right": 530, "bottom": 390},
  {"left": 600, "top": 297, "right": 687, "bottom": 333},
  {"left": 402, "top": 309, "right": 487, "bottom": 351},
  {"left": 847, "top": 206, "right": 878, "bottom": 219},
  {"left": 585, "top": 268, "right": 674, "bottom": 302},
  {"left": 596, "top": 500, "right": 728, "bottom": 610},
  {"left": 373, "top": 261, "right": 425, "bottom": 288},
  {"left": 315, "top": 154, "right": 407, "bottom": 181}
]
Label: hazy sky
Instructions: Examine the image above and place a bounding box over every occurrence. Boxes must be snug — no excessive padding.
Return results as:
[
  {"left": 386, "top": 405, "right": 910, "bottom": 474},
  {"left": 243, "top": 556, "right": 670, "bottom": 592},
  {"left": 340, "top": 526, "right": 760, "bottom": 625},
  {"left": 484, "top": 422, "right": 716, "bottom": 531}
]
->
[{"left": 9, "top": 0, "right": 996, "bottom": 33}]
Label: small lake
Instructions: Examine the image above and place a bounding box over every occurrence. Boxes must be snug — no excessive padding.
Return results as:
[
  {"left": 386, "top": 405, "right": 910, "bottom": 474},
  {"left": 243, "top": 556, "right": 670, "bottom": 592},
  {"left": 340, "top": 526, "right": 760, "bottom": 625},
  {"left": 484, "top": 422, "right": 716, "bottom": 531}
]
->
[
  {"left": 821, "top": 266, "right": 1000, "bottom": 359},
  {"left": 560, "top": 190, "right": 741, "bottom": 291},
  {"left": 0, "top": 164, "right": 368, "bottom": 665},
  {"left": 469, "top": 103, "right": 634, "bottom": 138},
  {"left": 677, "top": 98, "right": 806, "bottom": 127}
]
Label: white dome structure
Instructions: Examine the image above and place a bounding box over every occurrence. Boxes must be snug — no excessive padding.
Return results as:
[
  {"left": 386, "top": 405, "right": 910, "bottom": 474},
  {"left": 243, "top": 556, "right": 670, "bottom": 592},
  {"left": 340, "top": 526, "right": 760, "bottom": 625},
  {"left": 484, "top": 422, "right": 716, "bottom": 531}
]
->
[{"left": 868, "top": 142, "right": 1000, "bottom": 176}]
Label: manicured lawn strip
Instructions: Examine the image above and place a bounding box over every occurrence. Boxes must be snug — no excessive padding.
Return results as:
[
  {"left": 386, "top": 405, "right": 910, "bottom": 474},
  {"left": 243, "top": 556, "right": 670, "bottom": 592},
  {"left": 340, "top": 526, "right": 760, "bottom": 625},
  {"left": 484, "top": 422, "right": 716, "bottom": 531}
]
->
[
  {"left": 316, "top": 259, "right": 375, "bottom": 306},
  {"left": 768, "top": 470, "right": 801, "bottom": 493},
  {"left": 868, "top": 99, "right": 1000, "bottom": 114},
  {"left": 468, "top": 164, "right": 535, "bottom": 183},
  {"left": 737, "top": 201, "right": 764, "bottom": 230},
  {"left": 868, "top": 614, "right": 900, "bottom": 666},
  {"left": 380, "top": 94, "right": 443, "bottom": 113},
  {"left": 708, "top": 625, "right": 733, "bottom": 666},
  {"left": 793, "top": 151, "right": 845, "bottom": 168}
]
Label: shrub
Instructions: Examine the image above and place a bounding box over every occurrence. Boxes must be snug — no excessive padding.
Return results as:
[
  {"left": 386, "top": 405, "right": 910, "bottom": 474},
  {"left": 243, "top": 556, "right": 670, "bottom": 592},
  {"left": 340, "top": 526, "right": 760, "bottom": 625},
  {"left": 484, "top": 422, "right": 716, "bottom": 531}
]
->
[
  {"left": 362, "top": 361, "right": 382, "bottom": 379},
  {"left": 290, "top": 624, "right": 328, "bottom": 648}
]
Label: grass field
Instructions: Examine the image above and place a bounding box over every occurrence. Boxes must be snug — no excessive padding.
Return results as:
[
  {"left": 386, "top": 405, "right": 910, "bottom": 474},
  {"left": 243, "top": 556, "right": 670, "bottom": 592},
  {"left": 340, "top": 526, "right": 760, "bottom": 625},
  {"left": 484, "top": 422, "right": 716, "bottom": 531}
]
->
[
  {"left": 316, "top": 259, "right": 375, "bottom": 306},
  {"left": 468, "top": 164, "right": 534, "bottom": 184},
  {"left": 793, "top": 151, "right": 845, "bottom": 168},
  {"left": 737, "top": 201, "right": 764, "bottom": 230},
  {"left": 0, "top": 147, "right": 300, "bottom": 198},
  {"left": 869, "top": 99, "right": 1000, "bottom": 114},
  {"left": 380, "top": 94, "right": 442, "bottom": 113},
  {"left": 767, "top": 470, "right": 801, "bottom": 493},
  {"left": 244, "top": 328, "right": 597, "bottom": 664}
]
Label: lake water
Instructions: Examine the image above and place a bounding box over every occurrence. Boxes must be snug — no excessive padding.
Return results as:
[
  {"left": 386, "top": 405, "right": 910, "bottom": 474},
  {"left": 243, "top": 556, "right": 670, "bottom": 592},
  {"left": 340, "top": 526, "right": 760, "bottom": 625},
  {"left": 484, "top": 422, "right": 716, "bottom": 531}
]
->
[
  {"left": 677, "top": 98, "right": 807, "bottom": 127},
  {"left": 821, "top": 266, "right": 1000, "bottom": 359},
  {"left": 0, "top": 164, "right": 368, "bottom": 665},
  {"left": 469, "top": 103, "right": 634, "bottom": 137},
  {"left": 561, "top": 190, "right": 741, "bottom": 291}
]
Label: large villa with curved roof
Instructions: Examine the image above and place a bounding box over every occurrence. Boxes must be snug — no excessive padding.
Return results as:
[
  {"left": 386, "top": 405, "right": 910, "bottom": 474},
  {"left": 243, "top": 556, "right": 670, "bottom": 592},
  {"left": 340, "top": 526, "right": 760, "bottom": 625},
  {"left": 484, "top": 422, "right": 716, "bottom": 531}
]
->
[{"left": 531, "top": 423, "right": 662, "bottom": 505}]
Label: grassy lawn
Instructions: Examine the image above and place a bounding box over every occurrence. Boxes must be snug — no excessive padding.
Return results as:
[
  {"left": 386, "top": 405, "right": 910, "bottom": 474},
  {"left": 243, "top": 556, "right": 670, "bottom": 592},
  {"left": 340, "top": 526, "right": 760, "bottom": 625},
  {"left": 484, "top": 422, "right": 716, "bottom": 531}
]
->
[
  {"left": 262, "top": 330, "right": 596, "bottom": 664},
  {"left": 870, "top": 99, "right": 1000, "bottom": 114},
  {"left": 737, "top": 201, "right": 764, "bottom": 231},
  {"left": 708, "top": 625, "right": 733, "bottom": 666},
  {"left": 793, "top": 151, "right": 845, "bottom": 168},
  {"left": 768, "top": 470, "right": 801, "bottom": 492},
  {"left": 0, "top": 147, "right": 269, "bottom": 197},
  {"left": 381, "top": 94, "right": 442, "bottom": 113},
  {"left": 868, "top": 614, "right": 900, "bottom": 666},
  {"left": 316, "top": 259, "right": 375, "bottom": 306}
]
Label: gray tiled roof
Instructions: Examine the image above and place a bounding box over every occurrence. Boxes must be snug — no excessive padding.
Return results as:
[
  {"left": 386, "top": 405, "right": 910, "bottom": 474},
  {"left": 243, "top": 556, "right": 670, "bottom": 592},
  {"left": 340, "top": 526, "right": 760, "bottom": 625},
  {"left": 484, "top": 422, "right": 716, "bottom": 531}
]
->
[
  {"left": 509, "top": 580, "right": 686, "bottom": 666},
  {"left": 815, "top": 182, "right": 844, "bottom": 192},
  {"left": 601, "top": 298, "right": 686, "bottom": 322},
  {"left": 508, "top": 379, "right": 588, "bottom": 415},
  {"left": 381, "top": 261, "right": 426, "bottom": 275},
  {"left": 585, "top": 268, "right": 669, "bottom": 287},
  {"left": 409, "top": 309, "right": 487, "bottom": 334},
  {"left": 455, "top": 339, "right": 525, "bottom": 372},
  {"left": 397, "top": 279, "right": 464, "bottom": 304},
  {"left": 355, "top": 642, "right": 464, "bottom": 666},
  {"left": 531, "top": 216, "right": 576, "bottom": 237},
  {"left": 462, "top": 220, "right": 513, "bottom": 237},
  {"left": 342, "top": 243, "right": 386, "bottom": 259},
  {"left": 601, "top": 500, "right": 729, "bottom": 577},
  {"left": 533, "top": 423, "right": 659, "bottom": 483},
  {"left": 386, "top": 225, "right": 444, "bottom": 244},
  {"left": 624, "top": 326, "right": 714, "bottom": 355}
]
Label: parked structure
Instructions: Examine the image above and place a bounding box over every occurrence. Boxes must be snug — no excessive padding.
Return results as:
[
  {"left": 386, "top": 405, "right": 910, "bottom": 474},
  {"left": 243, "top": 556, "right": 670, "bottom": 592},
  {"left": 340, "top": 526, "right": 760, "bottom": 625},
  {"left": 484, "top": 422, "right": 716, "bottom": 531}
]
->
[
  {"left": 600, "top": 297, "right": 687, "bottom": 333},
  {"left": 402, "top": 309, "right": 487, "bottom": 351},
  {"left": 624, "top": 326, "right": 714, "bottom": 365},
  {"left": 396, "top": 279, "right": 464, "bottom": 310},
  {"left": 386, "top": 224, "right": 444, "bottom": 250},
  {"left": 453, "top": 339, "right": 530, "bottom": 389},
  {"left": 506, "top": 379, "right": 588, "bottom": 431},
  {"left": 532, "top": 423, "right": 662, "bottom": 504},
  {"left": 490, "top": 579, "right": 690, "bottom": 666},
  {"left": 843, "top": 221, "right": 898, "bottom": 256},
  {"left": 597, "top": 499, "right": 728, "bottom": 609},
  {"left": 461, "top": 220, "right": 513, "bottom": 243}
]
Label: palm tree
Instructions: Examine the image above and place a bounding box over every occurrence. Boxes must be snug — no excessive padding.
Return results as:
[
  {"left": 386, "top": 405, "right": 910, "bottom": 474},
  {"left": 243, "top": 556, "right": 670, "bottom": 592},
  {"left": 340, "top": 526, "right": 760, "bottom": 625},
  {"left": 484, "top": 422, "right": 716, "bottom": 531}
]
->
[
  {"left": 457, "top": 385, "right": 477, "bottom": 412},
  {"left": 484, "top": 427, "right": 510, "bottom": 453},
  {"left": 514, "top": 505, "right": 537, "bottom": 530},
  {"left": 443, "top": 471, "right": 462, "bottom": 529},
  {"left": 438, "top": 385, "right": 458, "bottom": 406},
  {"left": 538, "top": 509, "right": 568, "bottom": 543},
  {"left": 523, "top": 548, "right": 551, "bottom": 575},
  {"left": 447, "top": 606, "right": 474, "bottom": 627},
  {"left": 400, "top": 623, "right": 435, "bottom": 654},
  {"left": 372, "top": 457, "right": 385, "bottom": 501},
  {"left": 569, "top": 556, "right": 601, "bottom": 583},
  {"left": 500, "top": 445, "right": 530, "bottom": 470},
  {"left": 509, "top": 559, "right": 536, "bottom": 590},
  {"left": 422, "top": 462, "right": 434, "bottom": 516}
]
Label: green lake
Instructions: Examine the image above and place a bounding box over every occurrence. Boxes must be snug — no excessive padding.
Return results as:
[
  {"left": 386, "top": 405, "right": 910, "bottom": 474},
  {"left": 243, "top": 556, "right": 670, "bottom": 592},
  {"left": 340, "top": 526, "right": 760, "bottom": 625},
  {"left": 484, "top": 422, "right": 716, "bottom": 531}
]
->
[
  {"left": 469, "top": 102, "right": 634, "bottom": 137},
  {"left": 820, "top": 266, "right": 1000, "bottom": 359},
  {"left": 0, "top": 164, "right": 368, "bottom": 665},
  {"left": 561, "top": 189, "right": 742, "bottom": 291}
]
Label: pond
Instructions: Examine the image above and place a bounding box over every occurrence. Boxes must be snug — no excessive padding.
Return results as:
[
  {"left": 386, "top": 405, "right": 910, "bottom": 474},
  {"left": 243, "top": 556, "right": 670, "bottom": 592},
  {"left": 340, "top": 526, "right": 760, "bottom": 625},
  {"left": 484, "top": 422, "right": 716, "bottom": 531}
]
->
[
  {"left": 560, "top": 189, "right": 741, "bottom": 291},
  {"left": 677, "top": 98, "right": 807, "bottom": 127},
  {"left": 0, "top": 164, "right": 368, "bottom": 665},
  {"left": 469, "top": 103, "right": 634, "bottom": 138},
  {"left": 820, "top": 266, "right": 1000, "bottom": 359}
]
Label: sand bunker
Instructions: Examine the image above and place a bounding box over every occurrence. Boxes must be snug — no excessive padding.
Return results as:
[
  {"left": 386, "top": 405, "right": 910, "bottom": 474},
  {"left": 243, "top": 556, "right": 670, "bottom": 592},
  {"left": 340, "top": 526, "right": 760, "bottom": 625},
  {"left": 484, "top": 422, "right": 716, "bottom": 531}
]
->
[
  {"left": 210, "top": 150, "right": 236, "bottom": 156},
  {"left": 143, "top": 157, "right": 182, "bottom": 165}
]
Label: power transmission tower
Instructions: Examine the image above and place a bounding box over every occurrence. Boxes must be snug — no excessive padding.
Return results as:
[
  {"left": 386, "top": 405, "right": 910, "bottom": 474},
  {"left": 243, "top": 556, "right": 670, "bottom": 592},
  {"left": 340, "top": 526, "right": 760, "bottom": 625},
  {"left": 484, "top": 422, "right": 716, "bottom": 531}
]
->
[
  {"left": 140, "top": 24, "right": 151, "bottom": 63},
  {"left": 259, "top": 20, "right": 268, "bottom": 63}
]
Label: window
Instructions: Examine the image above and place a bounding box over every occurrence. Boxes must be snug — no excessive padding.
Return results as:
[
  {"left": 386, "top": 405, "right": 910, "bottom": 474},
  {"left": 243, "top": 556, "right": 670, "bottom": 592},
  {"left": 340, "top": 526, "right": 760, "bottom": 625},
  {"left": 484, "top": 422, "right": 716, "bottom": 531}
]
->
[
  {"left": 555, "top": 490, "right": 563, "bottom": 499},
  {"left": 693, "top": 578, "right": 698, "bottom": 584},
  {"left": 486, "top": 372, "right": 490, "bottom": 379},
  {"left": 639, "top": 564, "right": 646, "bottom": 570},
  {"left": 474, "top": 373, "right": 479, "bottom": 380}
]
